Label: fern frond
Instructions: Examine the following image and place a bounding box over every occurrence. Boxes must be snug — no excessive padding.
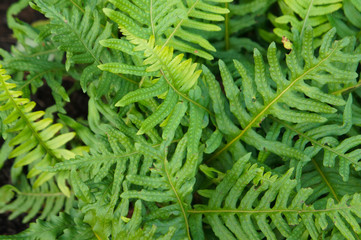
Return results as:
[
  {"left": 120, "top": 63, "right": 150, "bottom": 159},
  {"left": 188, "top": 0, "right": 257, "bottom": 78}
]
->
[
  {"left": 100, "top": 35, "right": 206, "bottom": 135},
  {"left": 0, "top": 67, "right": 76, "bottom": 192},
  {"left": 102, "top": 0, "right": 230, "bottom": 60},
  {"left": 0, "top": 2, "right": 70, "bottom": 113},
  {"left": 0, "top": 211, "right": 95, "bottom": 240},
  {"left": 49, "top": 95, "right": 205, "bottom": 239},
  {"left": 0, "top": 176, "right": 73, "bottom": 224},
  {"left": 33, "top": 0, "right": 110, "bottom": 67},
  {"left": 191, "top": 154, "right": 361, "bottom": 240},
  {"left": 257, "top": 95, "right": 361, "bottom": 182},
  {"left": 32, "top": 0, "right": 137, "bottom": 96},
  {"left": 206, "top": 27, "right": 361, "bottom": 163},
  {"left": 327, "top": 0, "right": 361, "bottom": 40},
  {"left": 272, "top": 0, "right": 342, "bottom": 45},
  {"left": 2, "top": 55, "right": 68, "bottom": 113},
  {"left": 301, "top": 159, "right": 361, "bottom": 205}
]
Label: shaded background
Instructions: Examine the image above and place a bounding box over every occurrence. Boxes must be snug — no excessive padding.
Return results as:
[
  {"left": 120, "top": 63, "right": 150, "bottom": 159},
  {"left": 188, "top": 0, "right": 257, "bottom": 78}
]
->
[
  {"left": 1, "top": 0, "right": 91, "bottom": 235},
  {"left": 0, "top": 0, "right": 38, "bottom": 235}
]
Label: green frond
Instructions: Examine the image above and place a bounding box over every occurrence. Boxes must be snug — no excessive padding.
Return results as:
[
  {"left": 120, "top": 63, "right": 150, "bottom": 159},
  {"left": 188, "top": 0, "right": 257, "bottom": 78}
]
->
[
  {"left": 100, "top": 35, "right": 204, "bottom": 135},
  {"left": 272, "top": 0, "right": 342, "bottom": 45},
  {"left": 191, "top": 154, "right": 361, "bottom": 240},
  {"left": 206, "top": 27, "right": 361, "bottom": 163},
  {"left": 58, "top": 101, "right": 204, "bottom": 239},
  {"left": 3, "top": 0, "right": 361, "bottom": 238},
  {"left": 0, "top": 67, "right": 76, "bottom": 192},
  {"left": 0, "top": 211, "right": 95, "bottom": 240},
  {"left": 0, "top": 6, "right": 69, "bottom": 113},
  {"left": 102, "top": 0, "right": 230, "bottom": 60},
  {"left": 261, "top": 95, "right": 361, "bottom": 183},
  {"left": 302, "top": 159, "right": 361, "bottom": 205},
  {"left": 326, "top": 0, "right": 361, "bottom": 40},
  {"left": 0, "top": 176, "right": 73, "bottom": 224},
  {"left": 43, "top": 118, "right": 193, "bottom": 239},
  {"left": 33, "top": 0, "right": 110, "bottom": 67},
  {"left": 32, "top": 0, "right": 137, "bottom": 96}
]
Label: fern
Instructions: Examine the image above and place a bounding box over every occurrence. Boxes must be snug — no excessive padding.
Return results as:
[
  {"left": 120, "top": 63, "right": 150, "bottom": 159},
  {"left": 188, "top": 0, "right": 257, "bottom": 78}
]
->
[
  {"left": 271, "top": 0, "right": 342, "bottom": 45},
  {"left": 102, "top": 0, "right": 230, "bottom": 60},
  {"left": 0, "top": 66, "right": 76, "bottom": 193},
  {"left": 0, "top": 211, "right": 95, "bottom": 240},
  {"left": 2, "top": 0, "right": 361, "bottom": 239},
  {"left": 31, "top": 0, "right": 137, "bottom": 101},
  {"left": 205, "top": 27, "right": 361, "bottom": 163},
  {"left": 100, "top": 34, "right": 206, "bottom": 135},
  {"left": 191, "top": 153, "right": 361, "bottom": 240},
  {"left": 0, "top": 177, "right": 74, "bottom": 223}
]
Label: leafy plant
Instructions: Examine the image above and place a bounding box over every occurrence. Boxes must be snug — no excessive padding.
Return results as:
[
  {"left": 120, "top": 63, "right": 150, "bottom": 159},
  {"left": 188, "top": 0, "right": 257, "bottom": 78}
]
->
[{"left": 1, "top": 0, "right": 361, "bottom": 239}]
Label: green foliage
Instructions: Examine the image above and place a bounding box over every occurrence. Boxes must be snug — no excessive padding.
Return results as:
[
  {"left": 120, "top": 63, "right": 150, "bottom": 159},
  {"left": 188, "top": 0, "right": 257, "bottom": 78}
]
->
[{"left": 1, "top": 0, "right": 361, "bottom": 239}]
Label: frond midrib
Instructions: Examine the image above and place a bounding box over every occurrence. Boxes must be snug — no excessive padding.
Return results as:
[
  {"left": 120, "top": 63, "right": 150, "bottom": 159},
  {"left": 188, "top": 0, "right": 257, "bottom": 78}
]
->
[
  {"left": 142, "top": 41, "right": 213, "bottom": 115},
  {"left": 161, "top": 0, "right": 201, "bottom": 48},
  {"left": 0, "top": 75, "right": 62, "bottom": 163},
  {"left": 273, "top": 117, "right": 361, "bottom": 169},
  {"left": 311, "top": 158, "right": 340, "bottom": 202},
  {"left": 187, "top": 206, "right": 351, "bottom": 214},
  {"left": 48, "top": 138, "right": 182, "bottom": 170},
  {"left": 209, "top": 40, "right": 340, "bottom": 162},
  {"left": 45, "top": 3, "right": 137, "bottom": 85},
  {"left": 162, "top": 155, "right": 191, "bottom": 240},
  {"left": 160, "top": 69, "right": 213, "bottom": 116}
]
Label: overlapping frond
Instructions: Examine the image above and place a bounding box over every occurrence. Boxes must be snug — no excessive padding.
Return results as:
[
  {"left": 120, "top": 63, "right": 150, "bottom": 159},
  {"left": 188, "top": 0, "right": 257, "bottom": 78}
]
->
[
  {"left": 272, "top": 0, "right": 342, "bottom": 45},
  {"left": 205, "top": 27, "right": 361, "bottom": 163},
  {"left": 257, "top": 96, "right": 361, "bottom": 182},
  {"left": 2, "top": 0, "right": 361, "bottom": 238},
  {"left": 191, "top": 154, "right": 361, "bottom": 240},
  {"left": 102, "top": 0, "right": 230, "bottom": 60},
  {"left": 41, "top": 96, "right": 205, "bottom": 239},
  {"left": 0, "top": 1, "right": 69, "bottom": 113},
  {"left": 327, "top": 0, "right": 361, "bottom": 40},
  {"left": 32, "top": 0, "right": 136, "bottom": 98},
  {"left": 121, "top": 105, "right": 204, "bottom": 239},
  {"left": 100, "top": 35, "right": 205, "bottom": 135},
  {"left": 0, "top": 67, "right": 76, "bottom": 192}
]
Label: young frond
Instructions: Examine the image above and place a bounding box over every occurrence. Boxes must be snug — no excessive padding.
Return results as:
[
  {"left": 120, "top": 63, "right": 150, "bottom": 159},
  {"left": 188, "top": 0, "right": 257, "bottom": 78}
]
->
[
  {"left": 100, "top": 35, "right": 204, "bottom": 135},
  {"left": 0, "top": 67, "right": 76, "bottom": 193},
  {"left": 103, "top": 0, "right": 230, "bottom": 59}
]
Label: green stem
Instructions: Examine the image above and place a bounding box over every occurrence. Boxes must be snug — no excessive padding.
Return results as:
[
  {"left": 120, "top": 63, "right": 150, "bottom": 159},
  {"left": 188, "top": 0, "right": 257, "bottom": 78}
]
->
[{"left": 224, "top": 2, "right": 230, "bottom": 51}]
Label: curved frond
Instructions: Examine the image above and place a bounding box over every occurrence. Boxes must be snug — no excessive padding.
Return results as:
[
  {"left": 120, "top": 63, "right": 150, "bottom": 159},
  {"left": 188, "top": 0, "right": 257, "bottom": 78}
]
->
[
  {"left": 0, "top": 67, "right": 76, "bottom": 192},
  {"left": 257, "top": 95, "right": 361, "bottom": 182}
]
